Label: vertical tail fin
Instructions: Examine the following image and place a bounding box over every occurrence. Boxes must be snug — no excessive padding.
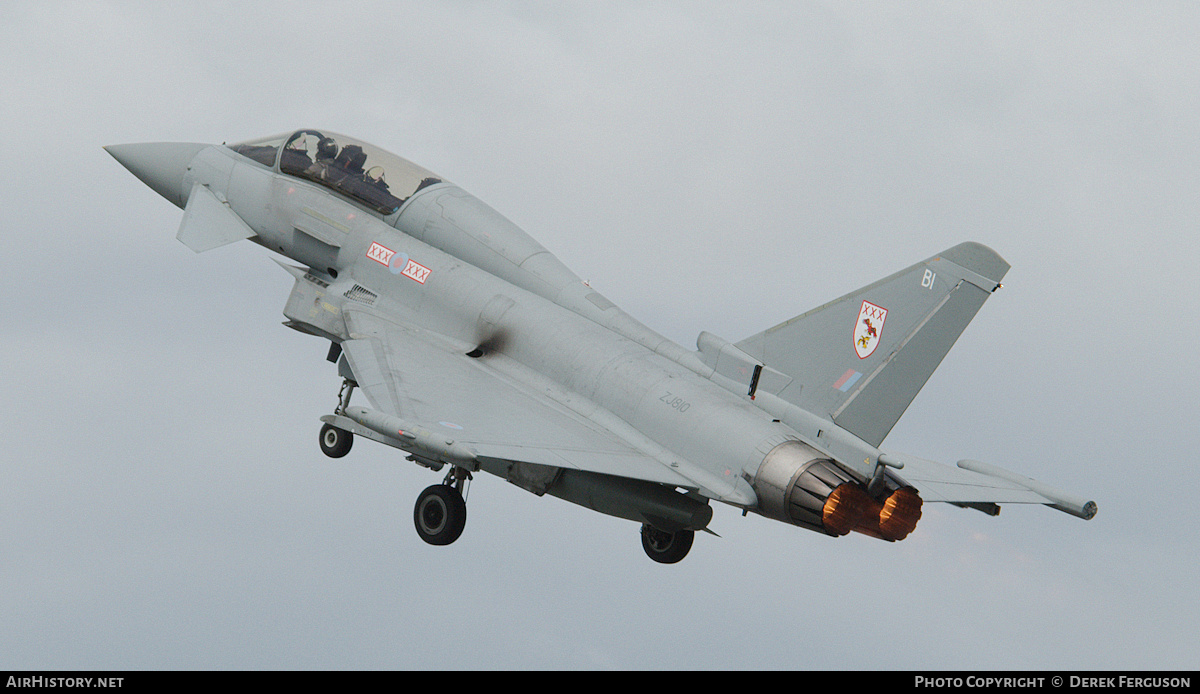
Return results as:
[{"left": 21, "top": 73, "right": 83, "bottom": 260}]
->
[{"left": 735, "top": 242, "right": 1009, "bottom": 447}]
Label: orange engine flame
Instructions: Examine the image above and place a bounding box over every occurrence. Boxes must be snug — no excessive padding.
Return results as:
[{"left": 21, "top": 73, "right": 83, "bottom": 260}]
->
[
  {"left": 821, "top": 483, "right": 872, "bottom": 536},
  {"left": 822, "top": 484, "right": 923, "bottom": 541},
  {"left": 877, "top": 488, "right": 923, "bottom": 541}
]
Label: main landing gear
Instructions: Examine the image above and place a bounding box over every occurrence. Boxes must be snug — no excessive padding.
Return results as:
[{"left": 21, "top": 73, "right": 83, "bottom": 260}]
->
[
  {"left": 319, "top": 377, "right": 694, "bottom": 560},
  {"left": 319, "top": 377, "right": 472, "bottom": 547},
  {"left": 414, "top": 468, "right": 471, "bottom": 546},
  {"left": 640, "top": 524, "right": 695, "bottom": 564}
]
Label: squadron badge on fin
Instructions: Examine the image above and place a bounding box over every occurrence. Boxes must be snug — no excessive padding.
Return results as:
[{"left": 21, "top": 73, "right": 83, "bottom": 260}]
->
[{"left": 854, "top": 300, "right": 887, "bottom": 359}]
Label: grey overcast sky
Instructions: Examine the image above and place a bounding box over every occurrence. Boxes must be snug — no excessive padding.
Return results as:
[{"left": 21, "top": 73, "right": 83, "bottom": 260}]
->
[{"left": 2, "top": 1, "right": 1197, "bottom": 670}]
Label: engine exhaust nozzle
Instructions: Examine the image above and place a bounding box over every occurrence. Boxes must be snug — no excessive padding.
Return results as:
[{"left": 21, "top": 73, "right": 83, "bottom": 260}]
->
[{"left": 752, "top": 441, "right": 922, "bottom": 541}]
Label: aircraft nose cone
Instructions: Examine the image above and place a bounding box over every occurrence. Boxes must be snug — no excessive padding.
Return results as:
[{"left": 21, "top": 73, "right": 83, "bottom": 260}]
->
[{"left": 105, "top": 142, "right": 210, "bottom": 209}]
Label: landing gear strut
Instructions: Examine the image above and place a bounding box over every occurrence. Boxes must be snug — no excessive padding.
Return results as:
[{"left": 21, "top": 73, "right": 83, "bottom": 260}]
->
[
  {"left": 319, "top": 375, "right": 473, "bottom": 546},
  {"left": 413, "top": 467, "right": 471, "bottom": 546},
  {"left": 318, "top": 378, "right": 356, "bottom": 458},
  {"left": 640, "top": 524, "right": 694, "bottom": 564}
]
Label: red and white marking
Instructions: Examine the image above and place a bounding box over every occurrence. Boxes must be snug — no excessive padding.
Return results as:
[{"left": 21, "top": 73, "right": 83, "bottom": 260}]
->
[
  {"left": 401, "top": 259, "right": 431, "bottom": 284},
  {"left": 367, "top": 241, "right": 431, "bottom": 284},
  {"left": 366, "top": 241, "right": 395, "bottom": 267},
  {"left": 854, "top": 300, "right": 888, "bottom": 359}
]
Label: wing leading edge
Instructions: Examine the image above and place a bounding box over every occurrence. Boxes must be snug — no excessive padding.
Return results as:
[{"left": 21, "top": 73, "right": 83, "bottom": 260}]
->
[{"left": 336, "top": 307, "right": 705, "bottom": 492}]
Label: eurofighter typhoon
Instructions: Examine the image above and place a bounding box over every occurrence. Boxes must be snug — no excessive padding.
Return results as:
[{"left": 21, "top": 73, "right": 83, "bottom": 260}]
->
[{"left": 107, "top": 130, "right": 1096, "bottom": 563}]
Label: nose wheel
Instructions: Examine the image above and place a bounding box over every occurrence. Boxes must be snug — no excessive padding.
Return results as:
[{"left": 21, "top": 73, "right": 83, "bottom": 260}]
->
[{"left": 319, "top": 423, "right": 353, "bottom": 458}]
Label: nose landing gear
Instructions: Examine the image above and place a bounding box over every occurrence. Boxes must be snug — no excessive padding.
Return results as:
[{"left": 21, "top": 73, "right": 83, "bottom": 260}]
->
[
  {"left": 319, "top": 422, "right": 353, "bottom": 458},
  {"left": 319, "top": 378, "right": 357, "bottom": 459}
]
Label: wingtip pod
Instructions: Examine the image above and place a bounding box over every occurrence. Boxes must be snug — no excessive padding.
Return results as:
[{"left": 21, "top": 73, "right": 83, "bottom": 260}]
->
[{"left": 957, "top": 459, "right": 1097, "bottom": 520}]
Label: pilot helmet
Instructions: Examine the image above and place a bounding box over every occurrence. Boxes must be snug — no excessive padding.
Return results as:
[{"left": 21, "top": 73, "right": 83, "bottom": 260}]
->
[{"left": 317, "top": 137, "right": 338, "bottom": 159}]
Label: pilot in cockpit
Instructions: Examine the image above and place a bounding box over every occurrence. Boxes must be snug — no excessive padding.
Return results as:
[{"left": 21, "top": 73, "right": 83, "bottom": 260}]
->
[
  {"left": 305, "top": 137, "right": 341, "bottom": 181},
  {"left": 365, "top": 165, "right": 390, "bottom": 192}
]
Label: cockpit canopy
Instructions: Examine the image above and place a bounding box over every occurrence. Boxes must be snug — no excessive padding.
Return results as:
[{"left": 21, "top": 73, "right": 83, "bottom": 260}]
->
[{"left": 230, "top": 130, "right": 444, "bottom": 215}]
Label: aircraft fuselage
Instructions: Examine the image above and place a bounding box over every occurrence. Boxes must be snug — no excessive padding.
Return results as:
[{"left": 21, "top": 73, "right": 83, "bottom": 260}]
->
[
  {"left": 201, "top": 142, "right": 803, "bottom": 506},
  {"left": 107, "top": 132, "right": 949, "bottom": 559}
]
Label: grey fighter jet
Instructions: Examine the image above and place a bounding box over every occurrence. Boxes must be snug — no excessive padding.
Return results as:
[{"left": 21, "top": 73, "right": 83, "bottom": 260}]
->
[{"left": 107, "top": 130, "right": 1096, "bottom": 563}]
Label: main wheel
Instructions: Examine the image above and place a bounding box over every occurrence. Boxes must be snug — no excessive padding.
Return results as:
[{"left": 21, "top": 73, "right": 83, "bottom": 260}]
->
[
  {"left": 640, "top": 524, "right": 694, "bottom": 564},
  {"left": 319, "top": 423, "right": 353, "bottom": 458},
  {"left": 414, "top": 484, "right": 467, "bottom": 546}
]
